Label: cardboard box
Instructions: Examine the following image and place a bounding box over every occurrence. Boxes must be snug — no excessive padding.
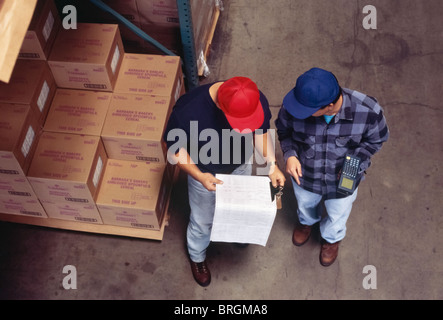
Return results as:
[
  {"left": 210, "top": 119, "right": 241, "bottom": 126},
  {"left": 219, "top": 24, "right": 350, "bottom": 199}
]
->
[
  {"left": 0, "top": 149, "right": 42, "bottom": 217},
  {"left": 0, "top": 194, "right": 47, "bottom": 218},
  {"left": 114, "top": 53, "right": 184, "bottom": 104},
  {"left": 19, "top": 0, "right": 61, "bottom": 60},
  {"left": 96, "top": 159, "right": 171, "bottom": 230},
  {"left": 0, "top": 151, "right": 28, "bottom": 179},
  {"left": 0, "top": 104, "right": 42, "bottom": 174},
  {"left": 44, "top": 89, "right": 112, "bottom": 136},
  {"left": 48, "top": 23, "right": 124, "bottom": 91},
  {"left": 98, "top": 0, "right": 141, "bottom": 24},
  {"left": 136, "top": 0, "right": 179, "bottom": 26},
  {"left": 101, "top": 93, "right": 173, "bottom": 162},
  {"left": 27, "top": 132, "right": 107, "bottom": 204},
  {"left": 138, "top": 24, "right": 182, "bottom": 55},
  {"left": 39, "top": 200, "right": 103, "bottom": 224},
  {"left": 0, "top": 152, "right": 37, "bottom": 199},
  {"left": 0, "top": 59, "right": 57, "bottom": 124}
]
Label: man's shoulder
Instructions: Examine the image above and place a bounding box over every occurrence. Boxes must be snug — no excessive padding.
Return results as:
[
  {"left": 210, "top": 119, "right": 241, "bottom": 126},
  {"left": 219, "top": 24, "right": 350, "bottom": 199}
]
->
[
  {"left": 173, "top": 83, "right": 213, "bottom": 112},
  {"left": 343, "top": 88, "right": 383, "bottom": 115}
]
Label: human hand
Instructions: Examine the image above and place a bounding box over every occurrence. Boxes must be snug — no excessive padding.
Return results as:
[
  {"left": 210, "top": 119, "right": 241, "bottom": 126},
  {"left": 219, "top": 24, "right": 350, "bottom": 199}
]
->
[
  {"left": 269, "top": 165, "right": 286, "bottom": 188},
  {"left": 198, "top": 172, "right": 224, "bottom": 191},
  {"left": 286, "top": 156, "right": 302, "bottom": 185}
]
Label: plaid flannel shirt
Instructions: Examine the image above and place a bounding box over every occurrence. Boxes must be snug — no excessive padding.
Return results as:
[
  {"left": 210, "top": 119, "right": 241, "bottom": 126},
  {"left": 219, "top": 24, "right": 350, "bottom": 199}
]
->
[{"left": 275, "top": 88, "right": 389, "bottom": 199}]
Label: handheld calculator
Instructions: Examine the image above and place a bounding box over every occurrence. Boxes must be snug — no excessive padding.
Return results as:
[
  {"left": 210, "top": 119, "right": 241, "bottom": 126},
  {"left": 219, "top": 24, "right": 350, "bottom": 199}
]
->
[{"left": 338, "top": 155, "right": 361, "bottom": 195}]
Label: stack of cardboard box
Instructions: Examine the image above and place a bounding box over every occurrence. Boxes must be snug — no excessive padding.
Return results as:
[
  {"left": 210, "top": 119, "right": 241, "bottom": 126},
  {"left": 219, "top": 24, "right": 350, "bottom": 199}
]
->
[
  {"left": 95, "top": 51, "right": 183, "bottom": 231},
  {"left": 0, "top": 0, "right": 184, "bottom": 236},
  {"left": 0, "top": 59, "right": 57, "bottom": 218}
]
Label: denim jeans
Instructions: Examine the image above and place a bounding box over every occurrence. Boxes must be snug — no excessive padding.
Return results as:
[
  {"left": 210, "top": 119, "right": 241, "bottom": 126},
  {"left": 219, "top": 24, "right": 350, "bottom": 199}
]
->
[
  {"left": 187, "top": 163, "right": 252, "bottom": 262},
  {"left": 291, "top": 178, "right": 358, "bottom": 243}
]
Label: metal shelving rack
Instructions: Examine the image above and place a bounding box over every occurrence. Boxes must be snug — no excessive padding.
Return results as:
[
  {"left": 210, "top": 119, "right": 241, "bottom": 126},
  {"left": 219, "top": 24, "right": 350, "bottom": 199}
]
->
[{"left": 176, "top": 0, "right": 199, "bottom": 90}]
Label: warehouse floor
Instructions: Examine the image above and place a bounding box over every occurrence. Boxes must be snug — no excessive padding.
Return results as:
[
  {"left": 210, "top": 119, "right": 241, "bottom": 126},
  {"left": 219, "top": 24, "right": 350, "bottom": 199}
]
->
[{"left": 0, "top": 0, "right": 442, "bottom": 300}]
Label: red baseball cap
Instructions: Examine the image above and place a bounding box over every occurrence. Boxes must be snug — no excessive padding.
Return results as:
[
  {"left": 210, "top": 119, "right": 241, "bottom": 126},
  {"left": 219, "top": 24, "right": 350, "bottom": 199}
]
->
[{"left": 217, "top": 77, "right": 264, "bottom": 133}]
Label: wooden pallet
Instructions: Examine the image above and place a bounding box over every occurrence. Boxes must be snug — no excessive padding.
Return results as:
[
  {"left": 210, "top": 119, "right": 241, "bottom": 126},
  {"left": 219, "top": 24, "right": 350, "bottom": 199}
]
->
[
  {"left": 0, "top": 167, "right": 179, "bottom": 241},
  {"left": 0, "top": 208, "right": 169, "bottom": 240}
]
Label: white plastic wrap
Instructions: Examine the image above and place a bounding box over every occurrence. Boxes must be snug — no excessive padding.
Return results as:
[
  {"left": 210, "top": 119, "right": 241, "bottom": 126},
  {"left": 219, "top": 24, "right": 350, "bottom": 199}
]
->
[{"left": 191, "top": 0, "right": 223, "bottom": 76}]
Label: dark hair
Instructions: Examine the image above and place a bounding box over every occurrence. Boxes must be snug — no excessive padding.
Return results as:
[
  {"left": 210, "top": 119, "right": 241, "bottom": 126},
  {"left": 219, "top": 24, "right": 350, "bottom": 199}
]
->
[{"left": 320, "top": 87, "right": 342, "bottom": 109}]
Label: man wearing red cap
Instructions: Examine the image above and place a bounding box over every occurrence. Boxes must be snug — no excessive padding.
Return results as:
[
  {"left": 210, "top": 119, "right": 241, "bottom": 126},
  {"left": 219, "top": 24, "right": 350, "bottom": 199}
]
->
[
  {"left": 164, "top": 77, "right": 285, "bottom": 286},
  {"left": 276, "top": 68, "right": 389, "bottom": 266}
]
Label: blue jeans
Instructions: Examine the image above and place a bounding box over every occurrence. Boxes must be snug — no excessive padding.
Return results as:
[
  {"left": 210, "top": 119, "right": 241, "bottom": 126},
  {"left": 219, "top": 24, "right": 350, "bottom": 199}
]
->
[
  {"left": 291, "top": 178, "right": 358, "bottom": 243},
  {"left": 187, "top": 163, "right": 252, "bottom": 262}
]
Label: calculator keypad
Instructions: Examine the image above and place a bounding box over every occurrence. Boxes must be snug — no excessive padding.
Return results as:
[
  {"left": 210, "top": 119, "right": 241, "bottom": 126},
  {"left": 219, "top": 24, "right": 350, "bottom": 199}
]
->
[{"left": 343, "top": 157, "right": 359, "bottom": 178}]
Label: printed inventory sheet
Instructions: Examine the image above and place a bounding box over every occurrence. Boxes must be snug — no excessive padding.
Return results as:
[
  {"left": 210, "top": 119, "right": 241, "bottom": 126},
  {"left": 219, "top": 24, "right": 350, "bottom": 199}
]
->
[{"left": 210, "top": 174, "right": 277, "bottom": 246}]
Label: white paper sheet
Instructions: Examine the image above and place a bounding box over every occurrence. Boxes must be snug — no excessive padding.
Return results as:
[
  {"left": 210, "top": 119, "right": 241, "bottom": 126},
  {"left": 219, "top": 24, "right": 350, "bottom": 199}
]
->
[{"left": 210, "top": 174, "right": 277, "bottom": 246}]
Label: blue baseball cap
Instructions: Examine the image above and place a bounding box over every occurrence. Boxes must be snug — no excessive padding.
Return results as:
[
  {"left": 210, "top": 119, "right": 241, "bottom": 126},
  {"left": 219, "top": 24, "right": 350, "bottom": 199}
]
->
[{"left": 283, "top": 68, "right": 340, "bottom": 119}]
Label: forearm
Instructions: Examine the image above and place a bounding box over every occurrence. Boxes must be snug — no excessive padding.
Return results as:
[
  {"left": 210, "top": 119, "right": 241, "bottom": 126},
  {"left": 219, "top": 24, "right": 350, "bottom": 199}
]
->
[
  {"left": 255, "top": 131, "right": 281, "bottom": 175},
  {"left": 280, "top": 140, "right": 299, "bottom": 162},
  {"left": 170, "top": 148, "right": 203, "bottom": 181},
  {"left": 254, "top": 131, "right": 277, "bottom": 163},
  {"left": 255, "top": 132, "right": 286, "bottom": 187}
]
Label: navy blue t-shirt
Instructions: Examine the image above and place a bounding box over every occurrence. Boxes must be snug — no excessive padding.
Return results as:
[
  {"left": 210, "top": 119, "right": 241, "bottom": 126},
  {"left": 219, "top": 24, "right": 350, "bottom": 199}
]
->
[{"left": 163, "top": 83, "right": 271, "bottom": 175}]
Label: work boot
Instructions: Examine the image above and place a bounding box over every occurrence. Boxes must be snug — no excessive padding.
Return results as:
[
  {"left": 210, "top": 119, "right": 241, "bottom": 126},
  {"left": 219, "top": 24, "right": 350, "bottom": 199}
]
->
[
  {"left": 319, "top": 239, "right": 341, "bottom": 267},
  {"left": 292, "top": 222, "right": 312, "bottom": 246},
  {"left": 190, "top": 260, "right": 211, "bottom": 287}
]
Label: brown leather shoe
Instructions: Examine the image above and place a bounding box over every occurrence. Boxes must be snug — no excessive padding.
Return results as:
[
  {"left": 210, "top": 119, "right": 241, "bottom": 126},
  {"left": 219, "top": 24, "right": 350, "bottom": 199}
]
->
[
  {"left": 320, "top": 239, "right": 341, "bottom": 267},
  {"left": 190, "top": 260, "right": 211, "bottom": 287},
  {"left": 292, "top": 222, "right": 312, "bottom": 246}
]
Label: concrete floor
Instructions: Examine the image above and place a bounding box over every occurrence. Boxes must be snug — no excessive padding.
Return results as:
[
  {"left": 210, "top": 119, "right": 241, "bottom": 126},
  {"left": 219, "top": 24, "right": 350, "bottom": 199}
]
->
[{"left": 0, "top": 0, "right": 442, "bottom": 300}]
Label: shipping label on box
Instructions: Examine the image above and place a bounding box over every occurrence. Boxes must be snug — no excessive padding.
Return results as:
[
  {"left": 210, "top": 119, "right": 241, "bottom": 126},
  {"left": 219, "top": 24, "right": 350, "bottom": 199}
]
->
[
  {"left": 19, "top": 0, "right": 61, "bottom": 60},
  {"left": 101, "top": 93, "right": 173, "bottom": 162},
  {"left": 27, "top": 132, "right": 107, "bottom": 204},
  {"left": 48, "top": 23, "right": 124, "bottom": 91},
  {"left": 114, "top": 53, "right": 183, "bottom": 104},
  {"left": 96, "top": 159, "right": 171, "bottom": 230},
  {"left": 0, "top": 60, "right": 57, "bottom": 125},
  {"left": 44, "top": 89, "right": 112, "bottom": 136},
  {"left": 97, "top": 206, "right": 159, "bottom": 230},
  {"left": 40, "top": 200, "right": 103, "bottom": 224}
]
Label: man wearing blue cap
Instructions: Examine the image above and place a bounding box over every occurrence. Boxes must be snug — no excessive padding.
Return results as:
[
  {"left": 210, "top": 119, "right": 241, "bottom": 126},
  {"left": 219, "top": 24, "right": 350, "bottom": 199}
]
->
[{"left": 276, "top": 67, "right": 389, "bottom": 266}]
